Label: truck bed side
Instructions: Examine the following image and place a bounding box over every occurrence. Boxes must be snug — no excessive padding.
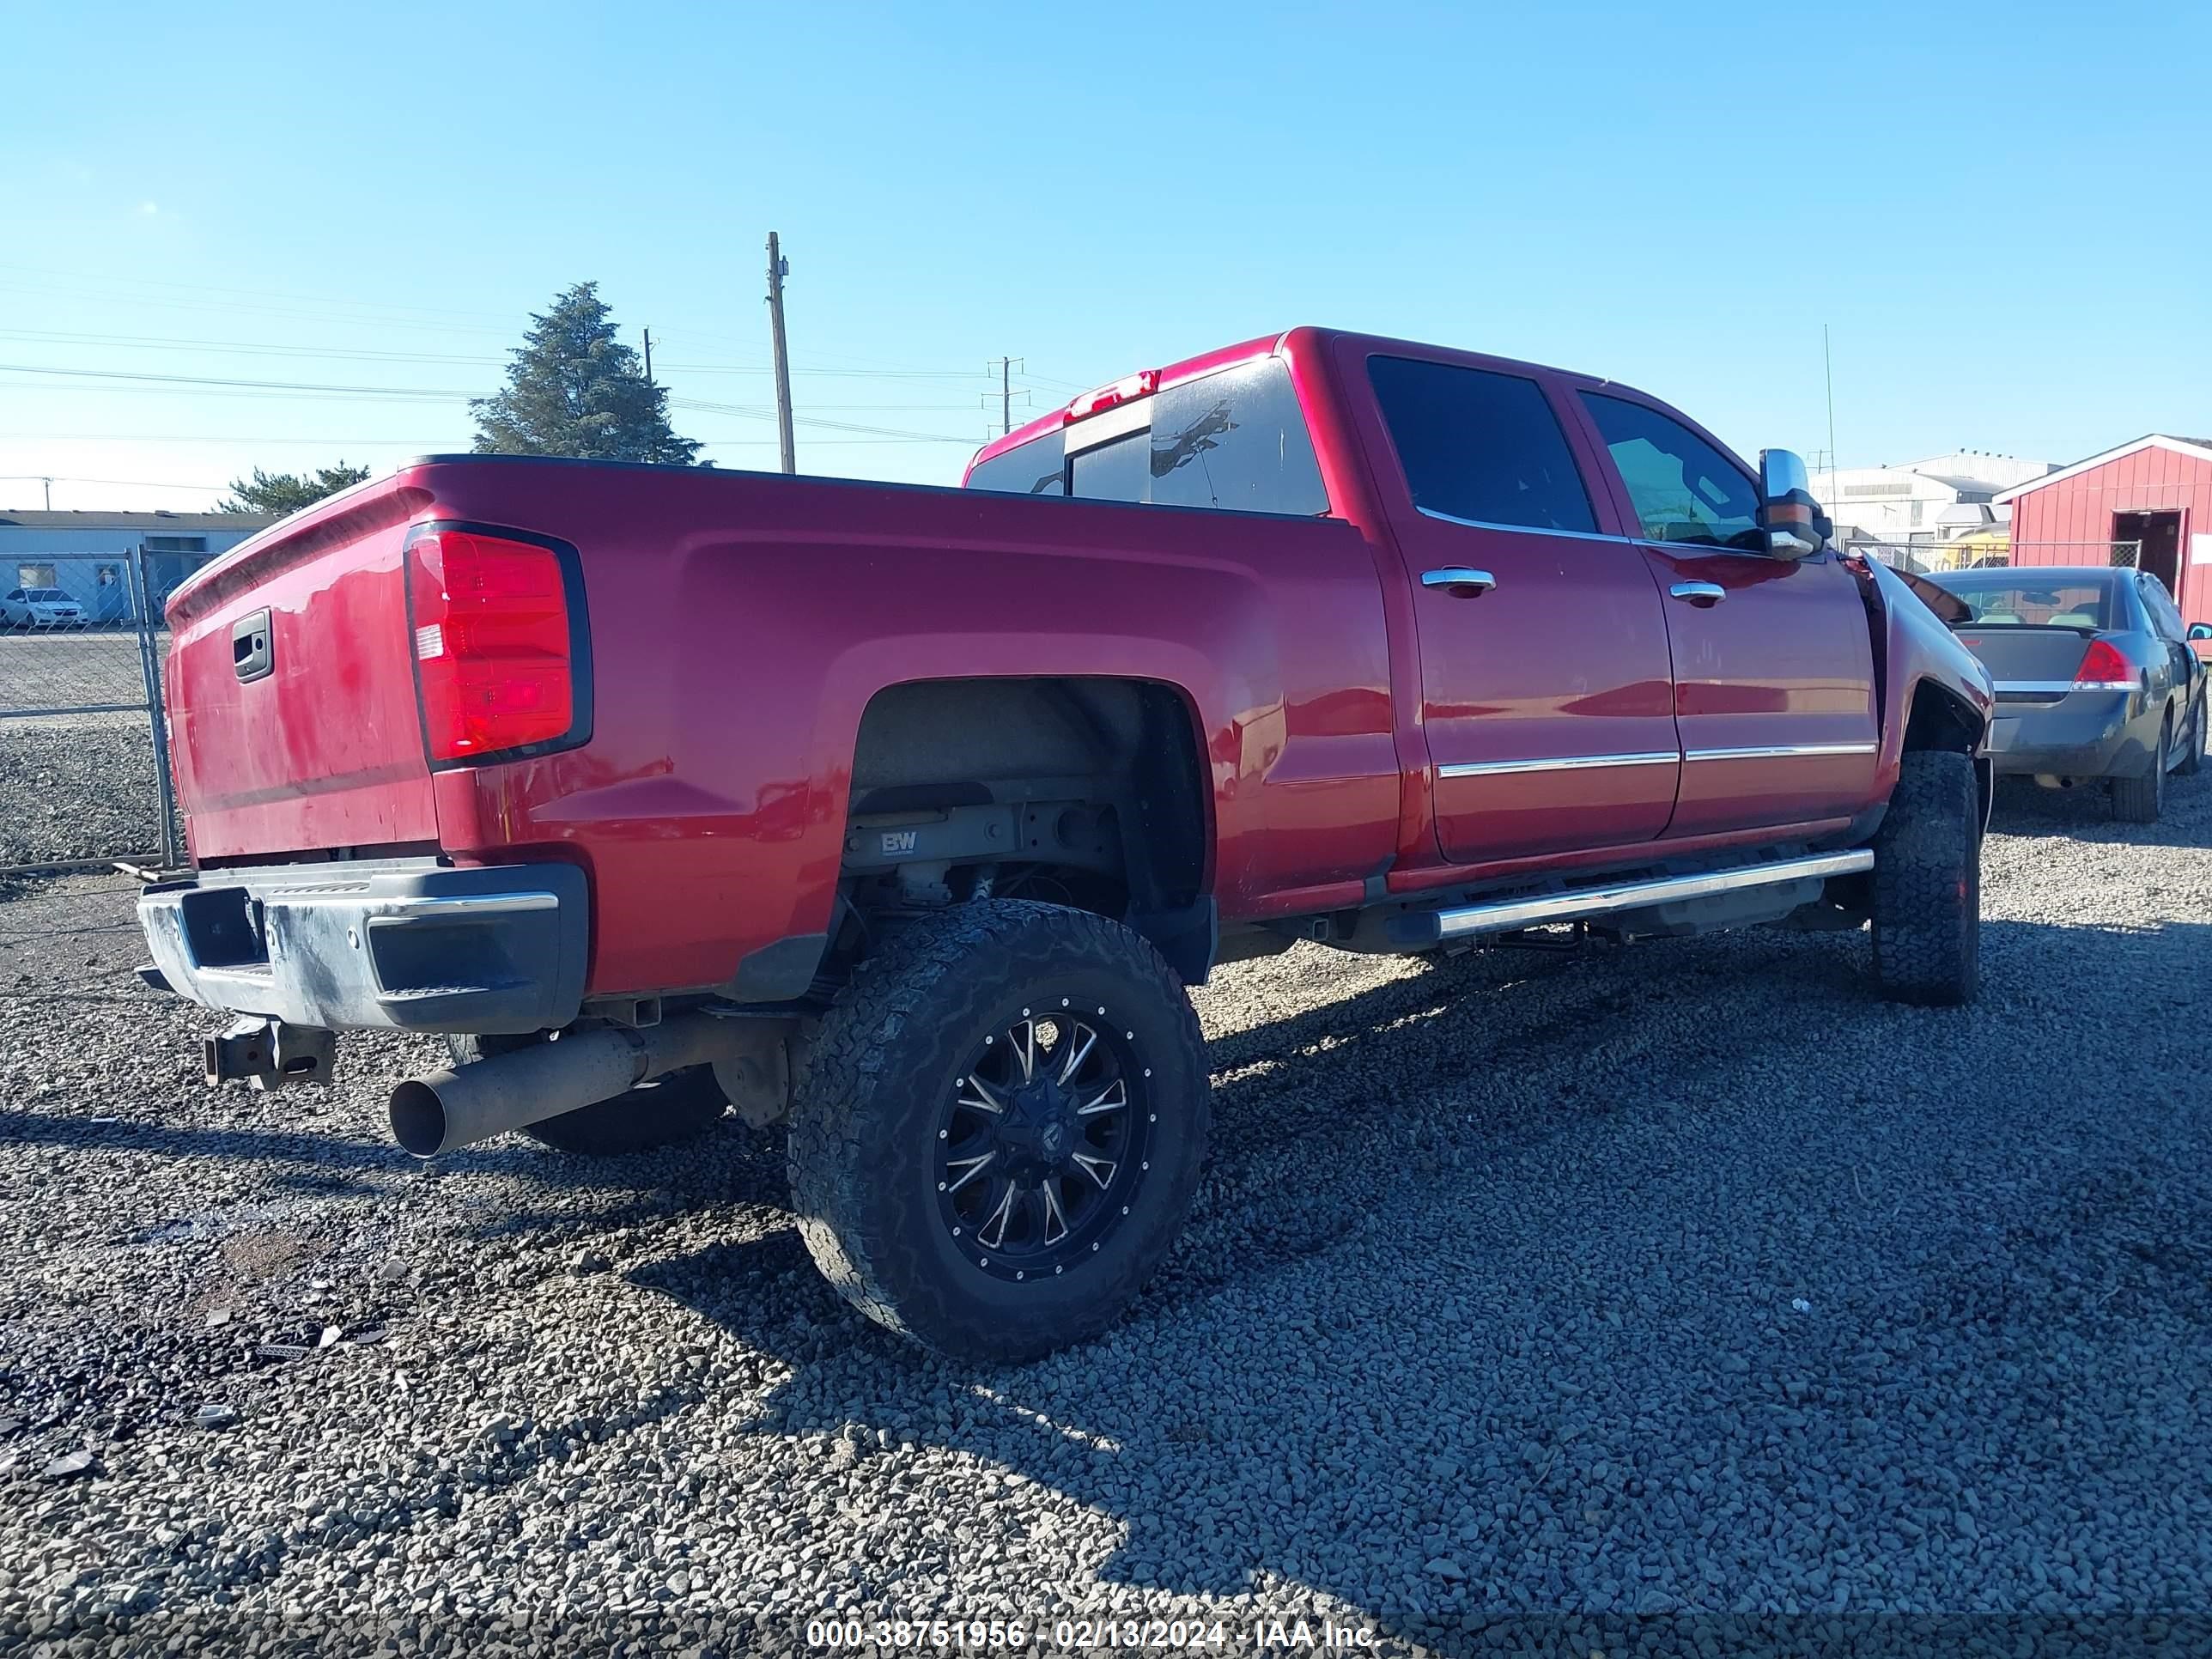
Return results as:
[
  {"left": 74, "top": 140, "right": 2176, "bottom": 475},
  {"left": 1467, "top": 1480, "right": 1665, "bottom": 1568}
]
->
[{"left": 168, "top": 458, "right": 1401, "bottom": 999}]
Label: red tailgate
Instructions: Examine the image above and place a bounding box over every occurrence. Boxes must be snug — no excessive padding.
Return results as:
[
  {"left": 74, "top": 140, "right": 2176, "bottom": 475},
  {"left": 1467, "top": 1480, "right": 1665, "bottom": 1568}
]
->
[{"left": 165, "top": 482, "right": 440, "bottom": 861}]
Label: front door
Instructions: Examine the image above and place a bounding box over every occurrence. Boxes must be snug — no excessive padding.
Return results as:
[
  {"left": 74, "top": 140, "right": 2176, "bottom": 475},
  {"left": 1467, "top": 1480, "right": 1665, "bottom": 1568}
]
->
[
  {"left": 1364, "top": 354, "right": 1680, "bottom": 865},
  {"left": 1576, "top": 392, "right": 1880, "bottom": 836}
]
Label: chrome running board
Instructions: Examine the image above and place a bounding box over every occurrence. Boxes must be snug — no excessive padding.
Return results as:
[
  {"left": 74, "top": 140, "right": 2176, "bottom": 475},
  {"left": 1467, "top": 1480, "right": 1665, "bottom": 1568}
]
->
[{"left": 1421, "top": 849, "right": 1874, "bottom": 943}]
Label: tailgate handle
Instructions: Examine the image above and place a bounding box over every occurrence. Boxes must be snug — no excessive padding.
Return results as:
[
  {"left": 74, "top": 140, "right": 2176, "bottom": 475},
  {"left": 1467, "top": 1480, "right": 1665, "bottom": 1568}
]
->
[{"left": 232, "top": 610, "right": 274, "bottom": 684}]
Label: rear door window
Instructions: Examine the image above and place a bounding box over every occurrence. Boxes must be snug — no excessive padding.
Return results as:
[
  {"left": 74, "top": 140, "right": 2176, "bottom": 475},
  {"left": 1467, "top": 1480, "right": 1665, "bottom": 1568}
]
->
[
  {"left": 1366, "top": 356, "right": 1597, "bottom": 533},
  {"left": 1581, "top": 394, "right": 1762, "bottom": 550},
  {"left": 2139, "top": 576, "right": 2186, "bottom": 642}
]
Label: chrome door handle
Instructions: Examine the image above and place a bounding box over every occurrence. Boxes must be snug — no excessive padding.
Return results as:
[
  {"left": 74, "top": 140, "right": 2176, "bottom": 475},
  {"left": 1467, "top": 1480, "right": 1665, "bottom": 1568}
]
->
[
  {"left": 1422, "top": 567, "right": 1497, "bottom": 598},
  {"left": 1669, "top": 581, "right": 1726, "bottom": 606}
]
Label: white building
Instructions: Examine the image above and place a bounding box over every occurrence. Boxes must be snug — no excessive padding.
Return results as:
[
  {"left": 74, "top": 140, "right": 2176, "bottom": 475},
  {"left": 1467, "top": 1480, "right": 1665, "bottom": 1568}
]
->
[
  {"left": 0, "top": 509, "right": 274, "bottom": 620},
  {"left": 1812, "top": 452, "right": 2057, "bottom": 551}
]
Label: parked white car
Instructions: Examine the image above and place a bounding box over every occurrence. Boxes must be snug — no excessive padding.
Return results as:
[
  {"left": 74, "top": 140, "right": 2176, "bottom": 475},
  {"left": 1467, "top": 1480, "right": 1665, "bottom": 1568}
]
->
[{"left": 1, "top": 586, "right": 88, "bottom": 629}]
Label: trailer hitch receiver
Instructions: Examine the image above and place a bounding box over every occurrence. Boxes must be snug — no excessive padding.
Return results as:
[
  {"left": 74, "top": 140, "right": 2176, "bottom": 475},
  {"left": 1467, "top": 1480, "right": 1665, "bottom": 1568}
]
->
[{"left": 204, "top": 1016, "right": 337, "bottom": 1092}]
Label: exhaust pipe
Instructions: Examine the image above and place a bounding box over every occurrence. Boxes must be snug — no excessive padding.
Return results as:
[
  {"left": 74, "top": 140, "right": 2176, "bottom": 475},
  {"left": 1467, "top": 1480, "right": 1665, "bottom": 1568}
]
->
[{"left": 389, "top": 1013, "right": 750, "bottom": 1158}]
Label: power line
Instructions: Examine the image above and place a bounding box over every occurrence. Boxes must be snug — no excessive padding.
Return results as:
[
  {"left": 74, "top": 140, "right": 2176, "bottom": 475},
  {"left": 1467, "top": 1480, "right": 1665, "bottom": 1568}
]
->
[
  {"left": 0, "top": 264, "right": 1020, "bottom": 391},
  {"left": 670, "top": 395, "right": 971, "bottom": 444},
  {"left": 0, "top": 328, "right": 503, "bottom": 366},
  {"left": 0, "top": 471, "right": 225, "bottom": 491},
  {"left": 0, "top": 362, "right": 469, "bottom": 398},
  {"left": 0, "top": 260, "right": 521, "bottom": 325},
  {"left": 0, "top": 326, "right": 994, "bottom": 385}
]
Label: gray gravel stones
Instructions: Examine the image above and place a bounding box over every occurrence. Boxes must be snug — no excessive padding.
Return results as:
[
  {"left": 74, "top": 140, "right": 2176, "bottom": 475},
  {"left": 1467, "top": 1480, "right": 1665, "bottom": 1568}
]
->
[
  {"left": 0, "top": 714, "right": 170, "bottom": 866},
  {"left": 1, "top": 769, "right": 2210, "bottom": 1654}
]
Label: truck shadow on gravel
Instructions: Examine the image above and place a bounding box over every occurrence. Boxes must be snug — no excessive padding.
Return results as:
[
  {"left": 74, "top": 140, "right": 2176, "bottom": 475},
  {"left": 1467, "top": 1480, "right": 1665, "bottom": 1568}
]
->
[{"left": 633, "top": 913, "right": 2212, "bottom": 1643}]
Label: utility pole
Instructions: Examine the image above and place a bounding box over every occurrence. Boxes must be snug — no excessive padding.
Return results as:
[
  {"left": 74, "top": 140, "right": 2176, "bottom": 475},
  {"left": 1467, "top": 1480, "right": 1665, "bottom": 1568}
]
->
[
  {"left": 985, "top": 357, "right": 1027, "bottom": 437},
  {"left": 641, "top": 327, "right": 653, "bottom": 386},
  {"left": 41, "top": 477, "right": 52, "bottom": 510},
  {"left": 765, "top": 232, "right": 796, "bottom": 474},
  {"left": 1822, "top": 324, "right": 1838, "bottom": 489}
]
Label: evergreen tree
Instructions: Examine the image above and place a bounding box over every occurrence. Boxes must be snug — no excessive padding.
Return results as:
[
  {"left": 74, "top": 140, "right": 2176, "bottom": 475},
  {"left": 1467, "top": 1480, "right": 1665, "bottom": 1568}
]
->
[
  {"left": 471, "top": 283, "right": 701, "bottom": 464},
  {"left": 220, "top": 461, "right": 372, "bottom": 516}
]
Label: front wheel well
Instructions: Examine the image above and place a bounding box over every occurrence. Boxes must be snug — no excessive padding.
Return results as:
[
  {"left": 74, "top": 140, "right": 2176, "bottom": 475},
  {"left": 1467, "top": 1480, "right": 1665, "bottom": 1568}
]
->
[
  {"left": 1901, "top": 678, "right": 1984, "bottom": 754},
  {"left": 1899, "top": 678, "right": 1992, "bottom": 830}
]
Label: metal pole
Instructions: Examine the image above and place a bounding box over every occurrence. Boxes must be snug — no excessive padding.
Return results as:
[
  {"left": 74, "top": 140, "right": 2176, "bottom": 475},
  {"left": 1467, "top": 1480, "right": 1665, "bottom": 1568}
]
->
[
  {"left": 130, "top": 546, "right": 180, "bottom": 868},
  {"left": 641, "top": 327, "right": 653, "bottom": 386},
  {"left": 1000, "top": 356, "right": 1012, "bottom": 437},
  {"left": 766, "top": 232, "right": 796, "bottom": 475},
  {"left": 1823, "top": 324, "right": 1838, "bottom": 488}
]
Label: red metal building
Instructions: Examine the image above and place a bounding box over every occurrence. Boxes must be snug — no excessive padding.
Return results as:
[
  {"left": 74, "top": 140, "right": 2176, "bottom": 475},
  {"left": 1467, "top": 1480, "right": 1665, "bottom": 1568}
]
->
[{"left": 1996, "top": 434, "right": 2212, "bottom": 629}]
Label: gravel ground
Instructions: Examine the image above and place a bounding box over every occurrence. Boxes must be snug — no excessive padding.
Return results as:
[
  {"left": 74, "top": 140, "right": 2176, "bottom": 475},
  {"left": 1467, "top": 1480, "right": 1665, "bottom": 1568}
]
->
[
  {"left": 0, "top": 631, "right": 178, "bottom": 866},
  {"left": 2, "top": 775, "right": 2209, "bottom": 1656},
  {"left": 0, "top": 714, "right": 171, "bottom": 867}
]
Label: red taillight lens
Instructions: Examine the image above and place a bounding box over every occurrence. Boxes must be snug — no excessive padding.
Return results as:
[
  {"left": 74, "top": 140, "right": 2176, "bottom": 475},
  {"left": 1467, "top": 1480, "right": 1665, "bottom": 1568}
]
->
[
  {"left": 2072, "top": 639, "right": 2137, "bottom": 691},
  {"left": 405, "top": 529, "right": 577, "bottom": 763}
]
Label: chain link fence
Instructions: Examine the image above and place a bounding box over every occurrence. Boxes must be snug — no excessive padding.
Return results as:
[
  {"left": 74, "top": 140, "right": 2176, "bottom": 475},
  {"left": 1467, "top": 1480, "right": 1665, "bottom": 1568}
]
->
[
  {"left": 1849, "top": 538, "right": 2143, "bottom": 574},
  {"left": 1, "top": 549, "right": 214, "bottom": 870}
]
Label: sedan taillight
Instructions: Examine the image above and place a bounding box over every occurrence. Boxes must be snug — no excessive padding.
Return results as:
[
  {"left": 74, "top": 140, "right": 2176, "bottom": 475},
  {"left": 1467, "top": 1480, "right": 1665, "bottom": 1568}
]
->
[{"left": 2072, "top": 639, "right": 2139, "bottom": 693}]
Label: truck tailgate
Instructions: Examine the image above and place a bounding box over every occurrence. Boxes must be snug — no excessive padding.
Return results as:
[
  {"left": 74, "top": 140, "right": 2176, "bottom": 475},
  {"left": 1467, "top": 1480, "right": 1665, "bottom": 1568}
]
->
[{"left": 166, "top": 484, "right": 439, "bottom": 860}]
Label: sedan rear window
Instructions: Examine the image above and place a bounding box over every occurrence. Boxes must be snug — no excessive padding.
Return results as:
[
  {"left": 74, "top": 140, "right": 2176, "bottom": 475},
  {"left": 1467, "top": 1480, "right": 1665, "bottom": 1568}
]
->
[{"left": 1932, "top": 578, "right": 2112, "bottom": 629}]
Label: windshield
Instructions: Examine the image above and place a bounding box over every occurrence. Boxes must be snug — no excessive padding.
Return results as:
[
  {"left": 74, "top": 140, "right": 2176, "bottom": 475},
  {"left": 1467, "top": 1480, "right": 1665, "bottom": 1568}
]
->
[
  {"left": 1929, "top": 576, "right": 2112, "bottom": 629},
  {"left": 29, "top": 588, "right": 71, "bottom": 602}
]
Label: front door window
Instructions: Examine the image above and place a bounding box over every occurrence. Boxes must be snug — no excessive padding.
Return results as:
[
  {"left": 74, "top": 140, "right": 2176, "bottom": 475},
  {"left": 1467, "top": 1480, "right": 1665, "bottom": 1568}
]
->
[{"left": 1581, "top": 395, "right": 1761, "bottom": 551}]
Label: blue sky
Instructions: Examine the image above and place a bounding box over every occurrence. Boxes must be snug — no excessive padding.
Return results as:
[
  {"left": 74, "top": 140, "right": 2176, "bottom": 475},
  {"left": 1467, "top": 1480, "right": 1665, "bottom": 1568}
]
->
[{"left": 3, "top": 0, "right": 2205, "bottom": 510}]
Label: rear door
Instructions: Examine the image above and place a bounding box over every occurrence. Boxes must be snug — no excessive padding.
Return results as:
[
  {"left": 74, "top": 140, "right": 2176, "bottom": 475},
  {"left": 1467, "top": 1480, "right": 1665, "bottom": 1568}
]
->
[
  {"left": 1356, "top": 349, "right": 1680, "bottom": 865},
  {"left": 2136, "top": 573, "right": 2201, "bottom": 721},
  {"left": 1575, "top": 392, "right": 1879, "bottom": 837}
]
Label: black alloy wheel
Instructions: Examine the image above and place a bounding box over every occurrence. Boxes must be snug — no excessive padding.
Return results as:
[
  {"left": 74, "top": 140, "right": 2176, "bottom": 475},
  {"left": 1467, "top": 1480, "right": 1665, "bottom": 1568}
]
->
[
  {"left": 787, "top": 899, "right": 1210, "bottom": 1361},
  {"left": 935, "top": 1006, "right": 1153, "bottom": 1283}
]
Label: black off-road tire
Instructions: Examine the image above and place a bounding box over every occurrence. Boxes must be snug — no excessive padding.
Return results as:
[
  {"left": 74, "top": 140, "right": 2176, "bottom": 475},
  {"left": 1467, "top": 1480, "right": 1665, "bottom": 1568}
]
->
[
  {"left": 1870, "top": 749, "right": 1981, "bottom": 1006},
  {"left": 2110, "top": 714, "right": 2169, "bottom": 823},
  {"left": 787, "top": 900, "right": 1209, "bottom": 1363},
  {"left": 2174, "top": 694, "right": 2203, "bottom": 778},
  {"left": 444, "top": 1032, "right": 728, "bottom": 1155}
]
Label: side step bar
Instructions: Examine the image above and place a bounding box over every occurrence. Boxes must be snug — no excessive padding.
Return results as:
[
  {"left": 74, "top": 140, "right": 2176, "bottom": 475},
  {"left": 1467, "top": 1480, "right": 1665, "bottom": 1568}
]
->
[{"left": 1402, "top": 849, "right": 1874, "bottom": 945}]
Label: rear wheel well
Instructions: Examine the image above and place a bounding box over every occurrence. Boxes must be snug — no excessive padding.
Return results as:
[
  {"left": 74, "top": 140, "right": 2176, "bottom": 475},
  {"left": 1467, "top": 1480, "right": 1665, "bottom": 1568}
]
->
[{"left": 834, "top": 677, "right": 1212, "bottom": 980}]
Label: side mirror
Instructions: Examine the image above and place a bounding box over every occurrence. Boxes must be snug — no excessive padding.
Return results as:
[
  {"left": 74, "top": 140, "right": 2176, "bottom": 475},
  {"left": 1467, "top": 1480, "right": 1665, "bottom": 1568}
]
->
[
  {"left": 2190, "top": 623, "right": 2212, "bottom": 641},
  {"left": 1759, "top": 448, "right": 1828, "bottom": 560}
]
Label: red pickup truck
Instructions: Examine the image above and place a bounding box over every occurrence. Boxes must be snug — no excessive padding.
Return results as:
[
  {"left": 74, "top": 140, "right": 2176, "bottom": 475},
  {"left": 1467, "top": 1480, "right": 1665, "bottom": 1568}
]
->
[{"left": 137, "top": 327, "right": 1993, "bottom": 1359}]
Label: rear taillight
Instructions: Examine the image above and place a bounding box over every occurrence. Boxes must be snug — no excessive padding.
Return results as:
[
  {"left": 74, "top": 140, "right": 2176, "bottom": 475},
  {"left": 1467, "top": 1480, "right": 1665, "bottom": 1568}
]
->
[
  {"left": 2072, "top": 639, "right": 2138, "bottom": 693},
  {"left": 405, "top": 528, "right": 580, "bottom": 763}
]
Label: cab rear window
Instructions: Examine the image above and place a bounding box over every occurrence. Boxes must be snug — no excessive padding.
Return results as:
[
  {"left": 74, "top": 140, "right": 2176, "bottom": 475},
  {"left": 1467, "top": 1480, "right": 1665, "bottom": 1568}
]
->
[
  {"left": 969, "top": 356, "right": 1329, "bottom": 517},
  {"left": 1145, "top": 357, "right": 1328, "bottom": 515},
  {"left": 965, "top": 430, "right": 1065, "bottom": 496}
]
